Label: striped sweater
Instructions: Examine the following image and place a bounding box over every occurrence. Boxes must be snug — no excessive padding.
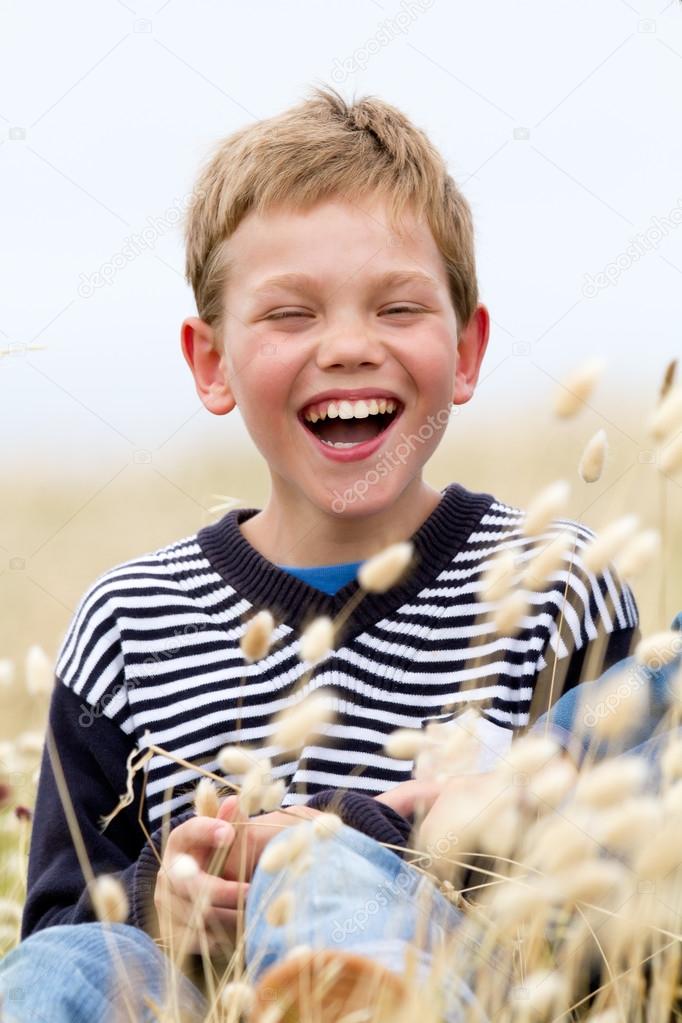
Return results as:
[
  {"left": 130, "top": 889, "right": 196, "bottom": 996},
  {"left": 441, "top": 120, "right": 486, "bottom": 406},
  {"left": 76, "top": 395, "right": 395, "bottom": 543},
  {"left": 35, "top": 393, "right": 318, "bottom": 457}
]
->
[{"left": 22, "top": 481, "right": 639, "bottom": 937}]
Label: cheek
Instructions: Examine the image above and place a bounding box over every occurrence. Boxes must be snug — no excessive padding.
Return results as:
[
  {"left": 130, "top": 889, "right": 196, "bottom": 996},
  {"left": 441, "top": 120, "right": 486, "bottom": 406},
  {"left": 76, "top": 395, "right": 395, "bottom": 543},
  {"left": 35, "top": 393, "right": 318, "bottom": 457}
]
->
[
  {"left": 405, "top": 334, "right": 457, "bottom": 404},
  {"left": 231, "top": 352, "right": 298, "bottom": 447}
]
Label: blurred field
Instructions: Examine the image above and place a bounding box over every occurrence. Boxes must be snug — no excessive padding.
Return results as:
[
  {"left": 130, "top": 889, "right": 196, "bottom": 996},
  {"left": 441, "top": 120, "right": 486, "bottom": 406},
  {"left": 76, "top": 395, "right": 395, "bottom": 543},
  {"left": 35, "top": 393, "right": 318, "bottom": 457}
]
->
[{"left": 2, "top": 393, "right": 681, "bottom": 741}]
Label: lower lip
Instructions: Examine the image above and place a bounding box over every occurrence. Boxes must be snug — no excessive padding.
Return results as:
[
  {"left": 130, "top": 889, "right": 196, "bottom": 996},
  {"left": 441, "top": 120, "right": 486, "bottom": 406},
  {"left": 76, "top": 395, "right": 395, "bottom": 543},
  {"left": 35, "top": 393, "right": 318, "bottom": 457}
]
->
[{"left": 299, "top": 409, "right": 404, "bottom": 463}]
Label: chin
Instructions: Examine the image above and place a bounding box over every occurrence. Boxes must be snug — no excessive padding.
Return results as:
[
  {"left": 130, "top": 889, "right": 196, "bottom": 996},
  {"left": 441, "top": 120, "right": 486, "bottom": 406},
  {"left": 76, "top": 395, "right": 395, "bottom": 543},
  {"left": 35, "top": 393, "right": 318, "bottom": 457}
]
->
[{"left": 321, "top": 478, "right": 404, "bottom": 518}]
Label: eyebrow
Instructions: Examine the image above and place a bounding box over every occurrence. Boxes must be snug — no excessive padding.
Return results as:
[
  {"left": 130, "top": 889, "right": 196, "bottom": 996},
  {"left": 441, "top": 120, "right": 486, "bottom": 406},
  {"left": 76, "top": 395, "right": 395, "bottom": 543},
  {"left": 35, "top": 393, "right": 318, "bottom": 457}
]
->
[{"left": 250, "top": 269, "right": 440, "bottom": 298}]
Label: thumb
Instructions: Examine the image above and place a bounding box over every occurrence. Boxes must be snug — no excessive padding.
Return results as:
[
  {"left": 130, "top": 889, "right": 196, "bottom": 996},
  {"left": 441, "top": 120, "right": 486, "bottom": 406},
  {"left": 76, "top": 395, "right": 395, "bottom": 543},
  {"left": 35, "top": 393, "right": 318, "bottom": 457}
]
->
[
  {"left": 168, "top": 815, "right": 235, "bottom": 863},
  {"left": 217, "top": 793, "right": 242, "bottom": 823}
]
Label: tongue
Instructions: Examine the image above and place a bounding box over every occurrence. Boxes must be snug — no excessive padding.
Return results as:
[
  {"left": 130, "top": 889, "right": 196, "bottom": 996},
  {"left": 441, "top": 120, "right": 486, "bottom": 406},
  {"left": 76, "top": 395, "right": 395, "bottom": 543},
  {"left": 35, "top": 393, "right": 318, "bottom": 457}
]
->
[{"left": 316, "top": 417, "right": 383, "bottom": 444}]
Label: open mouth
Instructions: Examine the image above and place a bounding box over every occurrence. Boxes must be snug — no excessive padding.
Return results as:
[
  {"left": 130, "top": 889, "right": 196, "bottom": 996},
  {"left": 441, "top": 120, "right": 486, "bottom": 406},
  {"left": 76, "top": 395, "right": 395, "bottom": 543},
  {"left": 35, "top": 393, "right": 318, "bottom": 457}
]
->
[{"left": 298, "top": 397, "right": 404, "bottom": 449}]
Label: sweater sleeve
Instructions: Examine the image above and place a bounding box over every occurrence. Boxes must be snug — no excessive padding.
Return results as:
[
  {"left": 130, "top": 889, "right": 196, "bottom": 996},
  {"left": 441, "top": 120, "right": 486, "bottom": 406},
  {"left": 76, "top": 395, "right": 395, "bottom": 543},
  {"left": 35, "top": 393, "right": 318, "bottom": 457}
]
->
[
  {"left": 521, "top": 536, "right": 641, "bottom": 733},
  {"left": 305, "top": 788, "right": 412, "bottom": 855},
  {"left": 21, "top": 679, "right": 190, "bottom": 941}
]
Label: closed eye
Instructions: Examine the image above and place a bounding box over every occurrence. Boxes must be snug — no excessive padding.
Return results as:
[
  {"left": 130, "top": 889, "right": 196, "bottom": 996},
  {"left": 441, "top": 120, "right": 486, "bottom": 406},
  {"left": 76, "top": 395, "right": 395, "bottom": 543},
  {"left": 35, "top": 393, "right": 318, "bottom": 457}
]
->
[
  {"left": 382, "top": 306, "right": 422, "bottom": 315},
  {"left": 267, "top": 310, "right": 311, "bottom": 320}
]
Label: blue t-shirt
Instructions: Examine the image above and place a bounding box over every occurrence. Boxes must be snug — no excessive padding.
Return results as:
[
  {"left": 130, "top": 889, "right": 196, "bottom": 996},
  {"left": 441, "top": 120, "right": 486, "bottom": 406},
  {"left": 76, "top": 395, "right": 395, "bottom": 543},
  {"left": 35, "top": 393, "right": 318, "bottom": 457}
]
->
[{"left": 276, "top": 560, "right": 363, "bottom": 595}]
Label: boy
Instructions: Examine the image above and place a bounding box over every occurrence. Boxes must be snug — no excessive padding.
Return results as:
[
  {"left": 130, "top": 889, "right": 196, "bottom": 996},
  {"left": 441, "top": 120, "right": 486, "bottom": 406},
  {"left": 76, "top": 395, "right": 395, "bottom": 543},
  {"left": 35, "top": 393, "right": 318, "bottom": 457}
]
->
[{"left": 3, "top": 85, "right": 639, "bottom": 1019}]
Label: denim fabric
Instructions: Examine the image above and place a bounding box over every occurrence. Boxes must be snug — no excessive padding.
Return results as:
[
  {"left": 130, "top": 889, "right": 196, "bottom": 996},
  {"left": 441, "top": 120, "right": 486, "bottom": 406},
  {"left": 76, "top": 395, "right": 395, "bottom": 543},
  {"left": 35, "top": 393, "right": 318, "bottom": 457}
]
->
[
  {"left": 531, "top": 611, "right": 682, "bottom": 762},
  {"left": 244, "top": 819, "right": 496, "bottom": 1022},
  {"left": 0, "top": 921, "right": 207, "bottom": 1023},
  {"left": 0, "top": 827, "right": 491, "bottom": 1023}
]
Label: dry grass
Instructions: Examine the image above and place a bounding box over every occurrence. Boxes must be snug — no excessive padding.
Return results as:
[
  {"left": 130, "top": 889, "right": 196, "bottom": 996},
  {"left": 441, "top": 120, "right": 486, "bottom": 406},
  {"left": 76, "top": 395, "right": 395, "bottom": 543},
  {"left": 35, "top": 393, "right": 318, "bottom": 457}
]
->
[{"left": 1, "top": 381, "right": 682, "bottom": 1020}]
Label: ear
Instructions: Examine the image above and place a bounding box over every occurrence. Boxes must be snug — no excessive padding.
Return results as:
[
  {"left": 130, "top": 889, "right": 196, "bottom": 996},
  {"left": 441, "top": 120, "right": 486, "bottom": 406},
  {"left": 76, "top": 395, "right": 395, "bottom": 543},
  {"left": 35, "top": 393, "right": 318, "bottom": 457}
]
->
[
  {"left": 452, "top": 304, "right": 490, "bottom": 406},
  {"left": 180, "top": 317, "right": 236, "bottom": 415}
]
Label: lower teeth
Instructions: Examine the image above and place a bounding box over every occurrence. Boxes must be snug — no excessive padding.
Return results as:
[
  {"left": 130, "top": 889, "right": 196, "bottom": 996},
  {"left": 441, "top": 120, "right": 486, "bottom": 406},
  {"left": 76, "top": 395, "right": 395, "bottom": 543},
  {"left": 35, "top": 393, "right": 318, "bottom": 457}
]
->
[{"left": 320, "top": 439, "right": 363, "bottom": 448}]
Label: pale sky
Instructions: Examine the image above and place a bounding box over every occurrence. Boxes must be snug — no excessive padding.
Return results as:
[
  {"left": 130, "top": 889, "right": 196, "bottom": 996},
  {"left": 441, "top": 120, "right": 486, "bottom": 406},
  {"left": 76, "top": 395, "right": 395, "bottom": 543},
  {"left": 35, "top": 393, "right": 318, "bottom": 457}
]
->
[{"left": 2, "top": 0, "right": 682, "bottom": 472}]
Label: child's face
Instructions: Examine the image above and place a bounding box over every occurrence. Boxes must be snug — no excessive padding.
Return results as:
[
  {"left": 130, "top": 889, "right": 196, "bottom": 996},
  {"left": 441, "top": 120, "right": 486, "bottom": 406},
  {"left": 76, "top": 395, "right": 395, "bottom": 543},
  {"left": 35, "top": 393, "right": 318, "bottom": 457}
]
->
[{"left": 182, "top": 194, "right": 488, "bottom": 518}]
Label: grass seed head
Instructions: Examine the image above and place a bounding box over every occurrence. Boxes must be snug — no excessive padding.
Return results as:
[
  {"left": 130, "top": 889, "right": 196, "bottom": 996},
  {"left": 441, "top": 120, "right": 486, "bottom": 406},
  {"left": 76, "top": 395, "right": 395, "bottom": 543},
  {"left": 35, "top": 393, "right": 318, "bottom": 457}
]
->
[
  {"left": 659, "top": 358, "right": 678, "bottom": 401},
  {"left": 260, "top": 778, "right": 286, "bottom": 812},
  {"left": 513, "top": 969, "right": 565, "bottom": 1016},
  {"left": 193, "top": 776, "right": 220, "bottom": 818},
  {"left": 521, "top": 531, "right": 573, "bottom": 590},
  {"left": 489, "top": 882, "right": 550, "bottom": 932},
  {"left": 299, "top": 615, "right": 335, "bottom": 664},
  {"left": 555, "top": 859, "right": 629, "bottom": 907},
  {"left": 578, "top": 428, "right": 609, "bottom": 483},
  {"left": 582, "top": 514, "right": 639, "bottom": 574},
  {"left": 265, "top": 889, "right": 295, "bottom": 927},
  {"left": 573, "top": 756, "right": 647, "bottom": 809},
  {"left": 597, "top": 797, "right": 661, "bottom": 855},
  {"left": 0, "top": 660, "right": 15, "bottom": 689},
  {"left": 168, "top": 853, "right": 200, "bottom": 881},
  {"left": 480, "top": 548, "right": 517, "bottom": 601},
  {"left": 553, "top": 358, "right": 605, "bottom": 418},
  {"left": 240, "top": 609, "right": 275, "bottom": 663},
  {"left": 219, "top": 980, "right": 254, "bottom": 1017},
  {"left": 90, "top": 874, "right": 129, "bottom": 924},
  {"left": 523, "top": 815, "right": 596, "bottom": 873},
  {"left": 634, "top": 820, "right": 682, "bottom": 880},
  {"left": 503, "top": 734, "right": 562, "bottom": 776},
  {"left": 613, "top": 528, "right": 660, "bottom": 580},
  {"left": 662, "top": 778, "right": 682, "bottom": 816},
  {"left": 634, "top": 629, "right": 681, "bottom": 669},
  {"left": 384, "top": 727, "right": 428, "bottom": 760},
  {"left": 661, "top": 737, "right": 682, "bottom": 783},
  {"left": 649, "top": 384, "right": 682, "bottom": 439},
  {"left": 25, "top": 645, "right": 53, "bottom": 695},
  {"left": 217, "top": 744, "right": 256, "bottom": 776},
  {"left": 272, "top": 691, "right": 335, "bottom": 752},
  {"left": 493, "top": 589, "right": 529, "bottom": 635},
  {"left": 239, "top": 762, "right": 270, "bottom": 816},
  {"left": 260, "top": 825, "right": 311, "bottom": 874},
  {"left": 522, "top": 480, "right": 571, "bottom": 536},
  {"left": 312, "top": 812, "right": 343, "bottom": 840},
  {"left": 524, "top": 757, "right": 578, "bottom": 811},
  {"left": 659, "top": 430, "right": 682, "bottom": 475},
  {"left": 477, "top": 802, "right": 520, "bottom": 860},
  {"left": 358, "top": 541, "right": 414, "bottom": 592},
  {"left": 589, "top": 668, "right": 650, "bottom": 741}
]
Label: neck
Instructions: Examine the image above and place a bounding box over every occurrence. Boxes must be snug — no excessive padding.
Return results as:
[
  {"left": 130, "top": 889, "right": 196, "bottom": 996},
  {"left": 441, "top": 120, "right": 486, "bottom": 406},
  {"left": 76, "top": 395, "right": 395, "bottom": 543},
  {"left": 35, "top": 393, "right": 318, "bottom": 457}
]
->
[{"left": 239, "top": 476, "right": 443, "bottom": 568}]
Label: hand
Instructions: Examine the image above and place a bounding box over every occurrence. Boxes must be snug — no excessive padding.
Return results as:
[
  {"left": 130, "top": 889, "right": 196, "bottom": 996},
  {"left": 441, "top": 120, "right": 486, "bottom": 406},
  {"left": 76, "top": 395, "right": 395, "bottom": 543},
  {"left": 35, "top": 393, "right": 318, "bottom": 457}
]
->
[
  {"left": 417, "top": 772, "right": 499, "bottom": 879},
  {"left": 154, "top": 815, "right": 245, "bottom": 955},
  {"left": 374, "top": 778, "right": 445, "bottom": 818},
  {"left": 216, "top": 795, "right": 320, "bottom": 882}
]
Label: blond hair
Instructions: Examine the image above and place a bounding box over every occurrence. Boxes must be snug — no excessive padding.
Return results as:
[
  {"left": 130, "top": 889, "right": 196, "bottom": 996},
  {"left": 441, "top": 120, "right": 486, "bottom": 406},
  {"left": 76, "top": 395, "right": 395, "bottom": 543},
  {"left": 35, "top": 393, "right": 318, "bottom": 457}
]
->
[{"left": 183, "top": 84, "right": 478, "bottom": 348}]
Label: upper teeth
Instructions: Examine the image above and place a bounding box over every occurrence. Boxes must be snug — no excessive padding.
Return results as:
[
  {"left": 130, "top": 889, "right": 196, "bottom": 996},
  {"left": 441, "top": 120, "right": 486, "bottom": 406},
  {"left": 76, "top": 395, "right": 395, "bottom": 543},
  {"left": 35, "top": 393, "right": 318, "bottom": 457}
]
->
[{"left": 303, "top": 398, "right": 398, "bottom": 423}]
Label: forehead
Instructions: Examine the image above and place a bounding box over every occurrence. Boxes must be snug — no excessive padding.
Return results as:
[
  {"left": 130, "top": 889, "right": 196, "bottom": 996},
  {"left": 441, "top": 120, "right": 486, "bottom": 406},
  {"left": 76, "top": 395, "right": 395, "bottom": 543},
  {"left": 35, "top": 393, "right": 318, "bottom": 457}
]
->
[{"left": 223, "top": 196, "right": 449, "bottom": 297}]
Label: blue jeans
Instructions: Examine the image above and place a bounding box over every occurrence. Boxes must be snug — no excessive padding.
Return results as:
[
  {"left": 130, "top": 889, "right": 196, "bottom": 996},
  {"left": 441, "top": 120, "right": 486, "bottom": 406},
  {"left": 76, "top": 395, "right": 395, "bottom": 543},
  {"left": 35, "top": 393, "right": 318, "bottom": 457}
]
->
[
  {"left": 0, "top": 823, "right": 488, "bottom": 1023},
  {"left": 0, "top": 920, "right": 207, "bottom": 1022}
]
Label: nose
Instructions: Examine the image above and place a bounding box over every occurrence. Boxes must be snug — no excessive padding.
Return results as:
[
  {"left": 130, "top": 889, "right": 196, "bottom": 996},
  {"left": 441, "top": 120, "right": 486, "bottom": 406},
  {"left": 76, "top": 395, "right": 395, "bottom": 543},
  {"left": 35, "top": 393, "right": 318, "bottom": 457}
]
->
[{"left": 314, "top": 320, "right": 386, "bottom": 371}]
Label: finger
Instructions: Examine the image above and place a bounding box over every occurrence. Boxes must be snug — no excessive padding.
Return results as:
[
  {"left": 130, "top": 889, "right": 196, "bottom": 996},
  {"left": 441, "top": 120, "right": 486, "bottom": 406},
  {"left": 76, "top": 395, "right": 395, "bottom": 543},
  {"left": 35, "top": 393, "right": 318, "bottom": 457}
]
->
[
  {"left": 196, "top": 876, "right": 250, "bottom": 910},
  {"left": 164, "top": 900, "right": 244, "bottom": 930},
  {"left": 163, "top": 869, "right": 250, "bottom": 908},
  {"left": 166, "top": 816, "right": 235, "bottom": 867},
  {"left": 217, "top": 794, "right": 241, "bottom": 823}
]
